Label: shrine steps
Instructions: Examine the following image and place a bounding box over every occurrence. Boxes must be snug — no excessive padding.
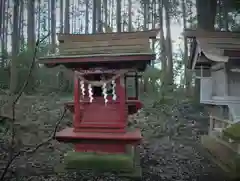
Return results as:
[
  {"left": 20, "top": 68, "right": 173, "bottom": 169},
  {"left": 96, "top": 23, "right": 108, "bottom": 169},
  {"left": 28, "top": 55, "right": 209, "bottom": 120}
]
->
[{"left": 55, "top": 127, "right": 142, "bottom": 145}]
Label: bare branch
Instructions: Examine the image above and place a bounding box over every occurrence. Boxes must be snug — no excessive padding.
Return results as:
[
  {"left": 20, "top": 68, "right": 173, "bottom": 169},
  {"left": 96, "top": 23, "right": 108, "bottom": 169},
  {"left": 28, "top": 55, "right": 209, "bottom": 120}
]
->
[
  {"left": 13, "top": 32, "right": 50, "bottom": 105},
  {"left": 0, "top": 32, "right": 52, "bottom": 181},
  {"left": 9, "top": 32, "right": 50, "bottom": 158},
  {"left": 0, "top": 107, "right": 67, "bottom": 181}
]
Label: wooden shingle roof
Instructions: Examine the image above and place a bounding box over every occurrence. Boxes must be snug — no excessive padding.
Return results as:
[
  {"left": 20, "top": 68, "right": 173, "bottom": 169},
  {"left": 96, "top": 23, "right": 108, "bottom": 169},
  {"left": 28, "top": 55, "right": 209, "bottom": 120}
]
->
[{"left": 183, "top": 29, "right": 240, "bottom": 69}]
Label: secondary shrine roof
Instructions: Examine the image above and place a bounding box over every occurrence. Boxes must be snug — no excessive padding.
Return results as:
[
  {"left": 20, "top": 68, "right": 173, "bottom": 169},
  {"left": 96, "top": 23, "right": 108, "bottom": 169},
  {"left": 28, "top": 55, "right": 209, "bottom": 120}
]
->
[
  {"left": 38, "top": 30, "right": 158, "bottom": 71},
  {"left": 183, "top": 29, "right": 240, "bottom": 70}
]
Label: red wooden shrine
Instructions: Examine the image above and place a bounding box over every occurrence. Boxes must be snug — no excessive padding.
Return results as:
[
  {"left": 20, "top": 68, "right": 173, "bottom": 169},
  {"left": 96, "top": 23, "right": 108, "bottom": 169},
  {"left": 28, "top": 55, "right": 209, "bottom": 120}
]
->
[{"left": 38, "top": 30, "right": 157, "bottom": 174}]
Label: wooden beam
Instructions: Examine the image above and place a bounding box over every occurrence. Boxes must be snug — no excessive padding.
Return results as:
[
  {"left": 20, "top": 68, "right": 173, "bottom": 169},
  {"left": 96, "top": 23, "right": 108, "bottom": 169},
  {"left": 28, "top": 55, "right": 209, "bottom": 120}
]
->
[
  {"left": 58, "top": 29, "right": 160, "bottom": 42},
  {"left": 60, "top": 44, "right": 150, "bottom": 52},
  {"left": 38, "top": 53, "right": 155, "bottom": 63},
  {"left": 59, "top": 48, "right": 152, "bottom": 56},
  {"left": 224, "top": 50, "right": 240, "bottom": 57},
  {"left": 191, "top": 42, "right": 201, "bottom": 70},
  {"left": 59, "top": 38, "right": 149, "bottom": 49},
  {"left": 183, "top": 29, "right": 240, "bottom": 38},
  {"left": 199, "top": 38, "right": 240, "bottom": 45},
  {"left": 211, "top": 62, "right": 225, "bottom": 71},
  {"left": 198, "top": 38, "right": 240, "bottom": 50}
]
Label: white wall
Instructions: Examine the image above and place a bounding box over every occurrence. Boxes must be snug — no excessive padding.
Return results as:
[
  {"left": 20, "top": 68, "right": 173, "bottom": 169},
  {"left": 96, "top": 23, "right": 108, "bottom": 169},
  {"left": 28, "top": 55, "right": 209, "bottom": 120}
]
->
[
  {"left": 212, "top": 69, "right": 226, "bottom": 96},
  {"left": 200, "top": 77, "right": 212, "bottom": 103},
  {"left": 228, "top": 71, "right": 240, "bottom": 97}
]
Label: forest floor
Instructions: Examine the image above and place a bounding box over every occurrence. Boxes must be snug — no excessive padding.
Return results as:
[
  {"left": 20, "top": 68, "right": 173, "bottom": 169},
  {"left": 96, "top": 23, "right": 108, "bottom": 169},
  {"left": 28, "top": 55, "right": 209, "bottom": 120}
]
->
[{"left": 0, "top": 94, "right": 228, "bottom": 181}]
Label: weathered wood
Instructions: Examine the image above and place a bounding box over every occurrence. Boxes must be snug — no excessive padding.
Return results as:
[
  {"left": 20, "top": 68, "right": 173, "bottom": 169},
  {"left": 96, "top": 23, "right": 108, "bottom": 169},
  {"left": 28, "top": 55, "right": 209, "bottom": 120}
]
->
[
  {"left": 209, "top": 115, "right": 214, "bottom": 135},
  {"left": 57, "top": 35, "right": 152, "bottom": 56},
  {"left": 199, "top": 40, "right": 240, "bottom": 49},
  {"left": 59, "top": 38, "right": 149, "bottom": 49},
  {"left": 60, "top": 49, "right": 150, "bottom": 55},
  {"left": 60, "top": 44, "right": 150, "bottom": 52},
  {"left": 210, "top": 115, "right": 233, "bottom": 124},
  {"left": 184, "top": 29, "right": 240, "bottom": 38},
  {"left": 224, "top": 50, "right": 240, "bottom": 57},
  {"left": 200, "top": 38, "right": 240, "bottom": 45},
  {"left": 209, "top": 44, "right": 240, "bottom": 50},
  {"left": 39, "top": 52, "right": 154, "bottom": 59},
  {"left": 59, "top": 48, "right": 151, "bottom": 56},
  {"left": 58, "top": 29, "right": 159, "bottom": 42},
  {"left": 186, "top": 29, "right": 240, "bottom": 69}
]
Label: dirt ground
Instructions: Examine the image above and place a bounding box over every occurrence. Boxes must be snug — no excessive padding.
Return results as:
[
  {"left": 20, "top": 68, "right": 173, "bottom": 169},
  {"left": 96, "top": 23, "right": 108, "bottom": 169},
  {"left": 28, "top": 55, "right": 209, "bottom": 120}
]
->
[{"left": 0, "top": 94, "right": 228, "bottom": 181}]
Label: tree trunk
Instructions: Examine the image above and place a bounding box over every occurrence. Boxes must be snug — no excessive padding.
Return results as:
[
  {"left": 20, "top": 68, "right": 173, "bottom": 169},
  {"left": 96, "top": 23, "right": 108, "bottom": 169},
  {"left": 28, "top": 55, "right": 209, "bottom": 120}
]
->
[
  {"left": 151, "top": 0, "right": 156, "bottom": 66},
  {"left": 58, "top": 0, "right": 64, "bottom": 90},
  {"left": 18, "top": 1, "right": 24, "bottom": 50},
  {"left": 116, "top": 0, "right": 121, "bottom": 32},
  {"left": 92, "top": 0, "right": 97, "bottom": 33},
  {"left": 27, "top": 0, "right": 36, "bottom": 92},
  {"left": 128, "top": 0, "right": 132, "bottom": 31},
  {"left": 223, "top": 0, "right": 229, "bottom": 30},
  {"left": 158, "top": 0, "right": 166, "bottom": 76},
  {"left": 60, "top": 0, "right": 64, "bottom": 33},
  {"left": 4, "top": 0, "right": 9, "bottom": 53},
  {"left": 103, "top": 0, "right": 108, "bottom": 24},
  {"left": 64, "top": 0, "right": 70, "bottom": 33},
  {"left": 143, "top": 0, "right": 148, "bottom": 30},
  {"left": 27, "top": 0, "right": 35, "bottom": 49},
  {"left": 182, "top": 0, "right": 191, "bottom": 94},
  {"left": 85, "top": 0, "right": 89, "bottom": 33},
  {"left": 37, "top": 0, "right": 41, "bottom": 37},
  {"left": 164, "top": 0, "right": 173, "bottom": 87},
  {"left": 48, "top": 0, "right": 51, "bottom": 42},
  {"left": 0, "top": 0, "right": 5, "bottom": 36},
  {"left": 196, "top": 0, "right": 217, "bottom": 30},
  {"left": 110, "top": 0, "right": 115, "bottom": 28},
  {"left": 0, "top": 0, "right": 6, "bottom": 68},
  {"left": 10, "top": 0, "right": 19, "bottom": 93},
  {"left": 96, "top": 0, "right": 102, "bottom": 32},
  {"left": 71, "top": 5, "right": 74, "bottom": 33},
  {"left": 51, "top": 0, "right": 56, "bottom": 53},
  {"left": 0, "top": 0, "right": 5, "bottom": 39},
  {"left": 143, "top": 0, "right": 148, "bottom": 93},
  {"left": 61, "top": 0, "right": 70, "bottom": 91},
  {"left": 195, "top": 0, "right": 217, "bottom": 102}
]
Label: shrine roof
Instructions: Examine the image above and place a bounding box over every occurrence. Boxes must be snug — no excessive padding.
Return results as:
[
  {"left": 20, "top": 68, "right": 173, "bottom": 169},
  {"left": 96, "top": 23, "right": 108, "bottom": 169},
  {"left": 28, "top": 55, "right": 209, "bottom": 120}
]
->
[
  {"left": 38, "top": 30, "right": 158, "bottom": 71},
  {"left": 38, "top": 53, "right": 155, "bottom": 71},
  {"left": 183, "top": 29, "right": 240, "bottom": 70},
  {"left": 57, "top": 29, "right": 159, "bottom": 42}
]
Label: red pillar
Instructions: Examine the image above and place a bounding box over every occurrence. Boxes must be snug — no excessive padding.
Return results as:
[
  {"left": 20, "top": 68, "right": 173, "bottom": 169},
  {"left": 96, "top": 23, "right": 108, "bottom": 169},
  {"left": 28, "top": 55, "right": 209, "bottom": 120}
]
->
[{"left": 74, "top": 73, "right": 80, "bottom": 130}]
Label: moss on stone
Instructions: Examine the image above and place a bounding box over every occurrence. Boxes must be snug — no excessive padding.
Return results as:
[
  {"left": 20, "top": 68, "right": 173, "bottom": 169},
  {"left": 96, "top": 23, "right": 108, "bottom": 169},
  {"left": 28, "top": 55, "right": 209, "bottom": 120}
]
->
[
  {"left": 201, "top": 135, "right": 240, "bottom": 179},
  {"left": 236, "top": 155, "right": 240, "bottom": 172},
  {"left": 223, "top": 123, "right": 240, "bottom": 141},
  {"left": 64, "top": 151, "right": 135, "bottom": 172}
]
